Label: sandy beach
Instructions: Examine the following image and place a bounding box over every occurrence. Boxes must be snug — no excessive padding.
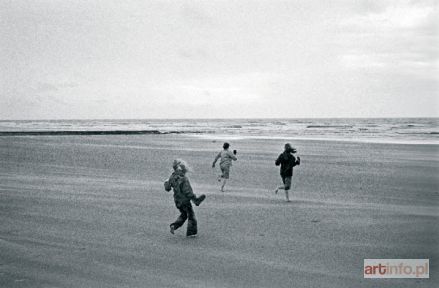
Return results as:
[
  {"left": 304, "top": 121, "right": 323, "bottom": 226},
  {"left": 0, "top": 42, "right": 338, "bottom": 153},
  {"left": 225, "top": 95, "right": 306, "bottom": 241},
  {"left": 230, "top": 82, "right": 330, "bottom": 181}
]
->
[{"left": 0, "top": 135, "right": 438, "bottom": 287}]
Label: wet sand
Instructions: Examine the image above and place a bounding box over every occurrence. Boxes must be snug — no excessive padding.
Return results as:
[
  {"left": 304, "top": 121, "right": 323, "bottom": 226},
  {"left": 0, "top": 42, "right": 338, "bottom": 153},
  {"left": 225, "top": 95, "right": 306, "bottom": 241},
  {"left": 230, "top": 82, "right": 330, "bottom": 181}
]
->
[{"left": 0, "top": 135, "right": 438, "bottom": 287}]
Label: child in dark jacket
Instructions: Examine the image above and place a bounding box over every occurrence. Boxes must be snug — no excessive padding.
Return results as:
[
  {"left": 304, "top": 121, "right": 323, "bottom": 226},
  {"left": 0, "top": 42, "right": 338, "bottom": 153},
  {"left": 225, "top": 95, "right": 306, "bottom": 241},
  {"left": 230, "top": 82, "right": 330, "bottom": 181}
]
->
[
  {"left": 275, "top": 143, "right": 301, "bottom": 202},
  {"left": 164, "top": 159, "right": 205, "bottom": 237}
]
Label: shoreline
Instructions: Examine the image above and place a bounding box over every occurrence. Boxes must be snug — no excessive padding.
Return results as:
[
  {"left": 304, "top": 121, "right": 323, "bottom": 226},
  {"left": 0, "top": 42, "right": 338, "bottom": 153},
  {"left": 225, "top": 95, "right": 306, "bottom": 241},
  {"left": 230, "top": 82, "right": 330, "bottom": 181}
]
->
[
  {"left": 0, "top": 130, "right": 206, "bottom": 136},
  {"left": 188, "top": 133, "right": 439, "bottom": 145},
  {"left": 0, "top": 130, "right": 437, "bottom": 145}
]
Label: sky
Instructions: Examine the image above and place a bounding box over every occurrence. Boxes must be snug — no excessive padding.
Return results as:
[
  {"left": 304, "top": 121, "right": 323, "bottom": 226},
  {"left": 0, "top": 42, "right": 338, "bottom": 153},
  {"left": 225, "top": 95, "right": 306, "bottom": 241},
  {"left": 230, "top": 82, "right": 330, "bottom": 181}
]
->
[{"left": 0, "top": 0, "right": 438, "bottom": 119}]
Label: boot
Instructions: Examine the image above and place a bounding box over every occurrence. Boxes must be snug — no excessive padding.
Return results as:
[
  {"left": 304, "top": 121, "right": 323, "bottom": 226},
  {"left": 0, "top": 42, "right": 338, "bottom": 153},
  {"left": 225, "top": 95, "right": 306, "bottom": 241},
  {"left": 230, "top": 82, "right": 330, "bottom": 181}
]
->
[{"left": 193, "top": 194, "right": 206, "bottom": 206}]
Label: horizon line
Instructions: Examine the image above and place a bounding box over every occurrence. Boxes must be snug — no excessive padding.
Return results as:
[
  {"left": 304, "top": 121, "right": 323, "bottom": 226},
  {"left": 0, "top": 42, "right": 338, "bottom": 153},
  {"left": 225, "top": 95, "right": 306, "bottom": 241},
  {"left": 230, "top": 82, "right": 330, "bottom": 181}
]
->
[{"left": 1, "top": 116, "right": 438, "bottom": 121}]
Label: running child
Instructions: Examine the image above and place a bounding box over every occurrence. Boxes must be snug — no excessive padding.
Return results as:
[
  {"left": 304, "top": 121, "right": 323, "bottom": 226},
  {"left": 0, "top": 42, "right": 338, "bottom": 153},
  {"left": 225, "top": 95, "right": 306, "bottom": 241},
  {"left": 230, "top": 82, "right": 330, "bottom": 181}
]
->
[
  {"left": 164, "top": 159, "right": 206, "bottom": 237},
  {"left": 274, "top": 143, "right": 301, "bottom": 202},
  {"left": 212, "top": 142, "right": 237, "bottom": 192}
]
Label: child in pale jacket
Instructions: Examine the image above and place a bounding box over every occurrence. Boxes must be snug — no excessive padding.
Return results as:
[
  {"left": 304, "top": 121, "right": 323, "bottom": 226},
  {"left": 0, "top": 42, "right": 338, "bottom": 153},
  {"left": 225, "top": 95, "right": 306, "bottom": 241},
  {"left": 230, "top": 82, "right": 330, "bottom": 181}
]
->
[
  {"left": 164, "top": 159, "right": 205, "bottom": 237},
  {"left": 212, "top": 142, "right": 237, "bottom": 192}
]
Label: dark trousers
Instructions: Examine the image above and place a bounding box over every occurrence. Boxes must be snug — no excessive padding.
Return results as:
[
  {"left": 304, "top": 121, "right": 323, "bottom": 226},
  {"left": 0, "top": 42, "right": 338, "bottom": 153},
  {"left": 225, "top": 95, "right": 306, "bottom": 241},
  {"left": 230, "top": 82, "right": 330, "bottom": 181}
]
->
[{"left": 171, "top": 202, "right": 197, "bottom": 236}]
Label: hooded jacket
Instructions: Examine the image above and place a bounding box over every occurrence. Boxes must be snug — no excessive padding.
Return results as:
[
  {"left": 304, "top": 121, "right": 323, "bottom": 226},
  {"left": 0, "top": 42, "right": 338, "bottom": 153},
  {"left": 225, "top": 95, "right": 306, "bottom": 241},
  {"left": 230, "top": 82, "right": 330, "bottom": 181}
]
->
[
  {"left": 275, "top": 151, "right": 299, "bottom": 177},
  {"left": 164, "top": 171, "right": 196, "bottom": 207}
]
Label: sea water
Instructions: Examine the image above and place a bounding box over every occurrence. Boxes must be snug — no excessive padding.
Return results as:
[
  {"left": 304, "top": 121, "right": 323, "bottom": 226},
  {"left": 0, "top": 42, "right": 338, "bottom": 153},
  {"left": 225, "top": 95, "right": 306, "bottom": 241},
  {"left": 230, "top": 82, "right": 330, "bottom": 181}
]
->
[{"left": 0, "top": 118, "right": 438, "bottom": 144}]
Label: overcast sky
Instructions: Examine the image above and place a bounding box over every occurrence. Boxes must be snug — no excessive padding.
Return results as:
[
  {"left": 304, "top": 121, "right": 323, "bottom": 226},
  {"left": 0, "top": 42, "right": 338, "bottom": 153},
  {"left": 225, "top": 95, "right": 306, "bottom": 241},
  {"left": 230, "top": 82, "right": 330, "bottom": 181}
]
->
[{"left": 0, "top": 0, "right": 438, "bottom": 119}]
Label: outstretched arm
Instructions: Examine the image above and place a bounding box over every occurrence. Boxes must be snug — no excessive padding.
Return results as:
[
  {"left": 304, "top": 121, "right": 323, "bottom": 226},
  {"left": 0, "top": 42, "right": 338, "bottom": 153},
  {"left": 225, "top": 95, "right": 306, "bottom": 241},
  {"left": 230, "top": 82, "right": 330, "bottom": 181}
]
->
[
  {"left": 275, "top": 154, "right": 281, "bottom": 166},
  {"left": 230, "top": 151, "right": 237, "bottom": 161},
  {"left": 164, "top": 178, "right": 172, "bottom": 192},
  {"left": 212, "top": 152, "right": 221, "bottom": 167},
  {"left": 291, "top": 156, "right": 297, "bottom": 168}
]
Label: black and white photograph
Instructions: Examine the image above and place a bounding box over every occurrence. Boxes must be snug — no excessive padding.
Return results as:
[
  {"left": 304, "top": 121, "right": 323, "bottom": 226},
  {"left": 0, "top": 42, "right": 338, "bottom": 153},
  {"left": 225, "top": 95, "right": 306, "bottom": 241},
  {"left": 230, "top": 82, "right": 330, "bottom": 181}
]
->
[{"left": 0, "top": 1, "right": 438, "bottom": 287}]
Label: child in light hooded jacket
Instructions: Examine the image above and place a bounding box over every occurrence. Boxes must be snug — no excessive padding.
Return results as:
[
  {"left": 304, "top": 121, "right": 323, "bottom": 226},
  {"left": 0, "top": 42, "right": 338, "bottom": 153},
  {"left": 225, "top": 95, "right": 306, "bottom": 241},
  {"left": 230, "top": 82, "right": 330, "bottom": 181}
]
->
[{"left": 164, "top": 159, "right": 205, "bottom": 237}]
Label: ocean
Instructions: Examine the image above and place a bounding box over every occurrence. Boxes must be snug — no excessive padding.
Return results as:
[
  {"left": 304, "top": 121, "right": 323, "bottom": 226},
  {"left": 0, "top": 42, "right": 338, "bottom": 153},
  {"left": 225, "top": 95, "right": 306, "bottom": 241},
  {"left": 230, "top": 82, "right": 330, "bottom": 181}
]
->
[{"left": 0, "top": 118, "right": 438, "bottom": 144}]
